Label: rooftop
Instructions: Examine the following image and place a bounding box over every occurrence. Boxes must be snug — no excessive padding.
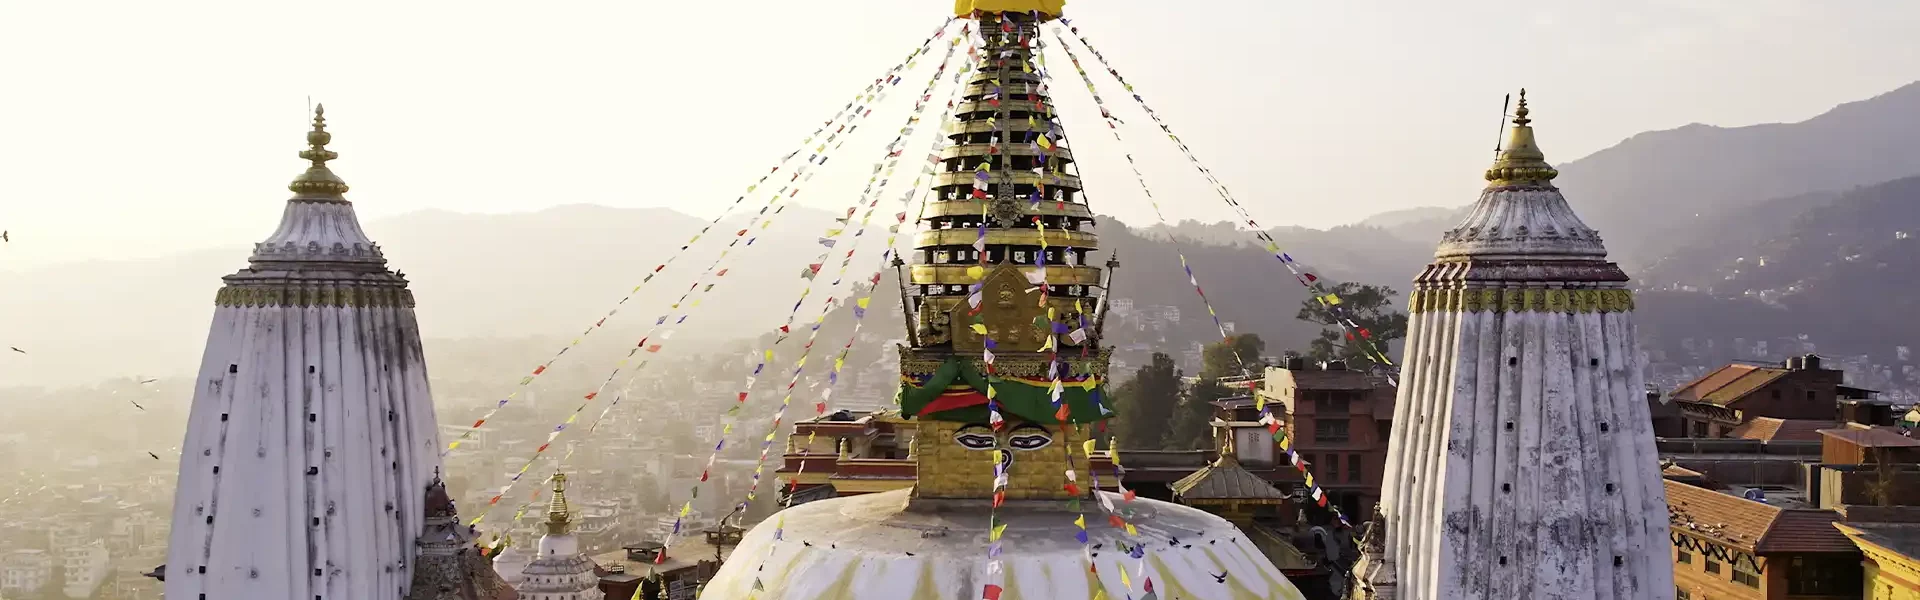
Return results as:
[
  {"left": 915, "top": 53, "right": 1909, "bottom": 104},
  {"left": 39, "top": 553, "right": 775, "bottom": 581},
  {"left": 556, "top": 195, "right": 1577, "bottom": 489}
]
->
[
  {"left": 1729, "top": 418, "right": 1839, "bottom": 443},
  {"left": 1670, "top": 364, "right": 1788, "bottom": 406},
  {"left": 1834, "top": 522, "right": 1920, "bottom": 562},
  {"left": 1818, "top": 427, "right": 1920, "bottom": 449},
  {"left": 1664, "top": 480, "right": 1856, "bottom": 554},
  {"left": 1170, "top": 457, "right": 1291, "bottom": 503}
]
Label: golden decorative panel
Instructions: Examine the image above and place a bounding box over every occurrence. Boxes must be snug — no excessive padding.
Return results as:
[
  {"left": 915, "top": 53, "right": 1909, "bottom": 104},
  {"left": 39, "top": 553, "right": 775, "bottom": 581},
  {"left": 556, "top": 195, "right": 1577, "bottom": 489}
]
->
[
  {"left": 1409, "top": 288, "right": 1633, "bottom": 314},
  {"left": 215, "top": 284, "right": 417, "bottom": 308}
]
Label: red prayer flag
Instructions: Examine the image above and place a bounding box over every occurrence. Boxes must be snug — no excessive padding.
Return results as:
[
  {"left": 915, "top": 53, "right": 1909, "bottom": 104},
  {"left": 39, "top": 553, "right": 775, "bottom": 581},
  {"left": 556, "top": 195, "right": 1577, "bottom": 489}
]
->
[
  {"left": 717, "top": 269, "right": 729, "bottom": 276},
  {"left": 982, "top": 584, "right": 1004, "bottom": 600},
  {"left": 472, "top": 419, "right": 486, "bottom": 427},
  {"left": 584, "top": 392, "right": 597, "bottom": 400},
  {"left": 737, "top": 392, "right": 748, "bottom": 402},
  {"left": 536, "top": 443, "right": 550, "bottom": 453},
  {"left": 647, "top": 345, "right": 662, "bottom": 353},
  {"left": 532, "top": 365, "right": 547, "bottom": 375}
]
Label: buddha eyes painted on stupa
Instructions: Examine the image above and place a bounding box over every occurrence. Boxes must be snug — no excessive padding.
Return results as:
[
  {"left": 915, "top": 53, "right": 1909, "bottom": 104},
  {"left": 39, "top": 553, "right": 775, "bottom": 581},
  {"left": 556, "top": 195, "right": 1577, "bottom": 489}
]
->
[
  {"left": 952, "top": 424, "right": 1054, "bottom": 451},
  {"left": 1006, "top": 425, "right": 1053, "bottom": 451},
  {"left": 954, "top": 425, "right": 997, "bottom": 450}
]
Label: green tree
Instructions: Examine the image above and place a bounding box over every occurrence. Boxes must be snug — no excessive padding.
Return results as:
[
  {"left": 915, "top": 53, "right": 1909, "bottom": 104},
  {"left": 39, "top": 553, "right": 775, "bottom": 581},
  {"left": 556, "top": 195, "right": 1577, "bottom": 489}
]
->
[
  {"left": 1294, "top": 283, "right": 1408, "bottom": 369},
  {"left": 1167, "top": 334, "right": 1268, "bottom": 449},
  {"left": 1110, "top": 352, "right": 1183, "bottom": 450}
]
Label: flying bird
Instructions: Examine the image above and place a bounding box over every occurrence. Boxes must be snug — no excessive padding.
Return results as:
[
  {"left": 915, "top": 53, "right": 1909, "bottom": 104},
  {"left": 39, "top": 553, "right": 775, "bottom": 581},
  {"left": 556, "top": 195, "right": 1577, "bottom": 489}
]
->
[
  {"left": 8, "top": 347, "right": 23, "bottom": 354},
  {"left": 1, "top": 230, "right": 8, "bottom": 242},
  {"left": 140, "top": 378, "right": 158, "bottom": 384},
  {"left": 148, "top": 452, "right": 161, "bottom": 460},
  {"left": 1210, "top": 571, "right": 1229, "bottom": 583},
  {"left": 129, "top": 400, "right": 146, "bottom": 411}
]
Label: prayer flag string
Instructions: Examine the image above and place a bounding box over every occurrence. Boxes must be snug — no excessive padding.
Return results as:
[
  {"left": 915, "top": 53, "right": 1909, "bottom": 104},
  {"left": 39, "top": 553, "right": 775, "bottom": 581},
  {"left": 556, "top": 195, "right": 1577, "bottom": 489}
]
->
[
  {"left": 1058, "top": 19, "right": 1396, "bottom": 386},
  {"left": 738, "top": 29, "right": 979, "bottom": 596},
  {"left": 1047, "top": 27, "right": 1253, "bottom": 378},
  {"left": 656, "top": 29, "right": 968, "bottom": 574},
  {"left": 442, "top": 22, "right": 955, "bottom": 461},
  {"left": 1059, "top": 20, "right": 1358, "bottom": 531},
  {"left": 468, "top": 25, "right": 954, "bottom": 534}
]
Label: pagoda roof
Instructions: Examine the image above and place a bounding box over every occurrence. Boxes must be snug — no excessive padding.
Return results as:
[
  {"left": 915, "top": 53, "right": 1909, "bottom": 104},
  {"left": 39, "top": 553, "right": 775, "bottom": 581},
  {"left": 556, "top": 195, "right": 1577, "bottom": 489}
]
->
[{"left": 1171, "top": 456, "right": 1290, "bottom": 503}]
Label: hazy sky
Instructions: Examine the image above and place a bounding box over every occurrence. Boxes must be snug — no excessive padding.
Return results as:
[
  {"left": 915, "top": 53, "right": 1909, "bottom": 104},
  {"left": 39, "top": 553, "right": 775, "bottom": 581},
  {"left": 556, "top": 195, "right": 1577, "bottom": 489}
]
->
[{"left": 3, "top": 0, "right": 1917, "bottom": 270}]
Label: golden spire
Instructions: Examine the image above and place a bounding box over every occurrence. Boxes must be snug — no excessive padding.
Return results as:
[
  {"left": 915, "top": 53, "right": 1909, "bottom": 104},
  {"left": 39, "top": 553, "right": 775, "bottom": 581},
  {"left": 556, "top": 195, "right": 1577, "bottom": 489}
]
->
[
  {"left": 1483, "top": 89, "right": 1560, "bottom": 187},
  {"left": 1214, "top": 428, "right": 1240, "bottom": 467},
  {"left": 289, "top": 104, "right": 351, "bottom": 199},
  {"left": 544, "top": 472, "right": 572, "bottom": 535}
]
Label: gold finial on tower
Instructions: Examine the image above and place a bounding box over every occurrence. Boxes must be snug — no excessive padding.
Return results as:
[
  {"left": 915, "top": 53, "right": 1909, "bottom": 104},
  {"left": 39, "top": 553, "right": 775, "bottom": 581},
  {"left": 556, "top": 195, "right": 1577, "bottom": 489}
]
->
[
  {"left": 544, "top": 472, "right": 572, "bottom": 535},
  {"left": 1484, "top": 88, "right": 1558, "bottom": 187},
  {"left": 1511, "top": 88, "right": 1531, "bottom": 127},
  {"left": 289, "top": 104, "right": 351, "bottom": 199}
]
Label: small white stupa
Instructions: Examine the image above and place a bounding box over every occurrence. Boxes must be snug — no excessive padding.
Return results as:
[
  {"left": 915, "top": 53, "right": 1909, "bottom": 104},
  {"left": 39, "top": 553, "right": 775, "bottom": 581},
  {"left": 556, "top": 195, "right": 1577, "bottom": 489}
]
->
[
  {"left": 162, "top": 106, "right": 447, "bottom": 600},
  {"left": 513, "top": 473, "right": 604, "bottom": 600}
]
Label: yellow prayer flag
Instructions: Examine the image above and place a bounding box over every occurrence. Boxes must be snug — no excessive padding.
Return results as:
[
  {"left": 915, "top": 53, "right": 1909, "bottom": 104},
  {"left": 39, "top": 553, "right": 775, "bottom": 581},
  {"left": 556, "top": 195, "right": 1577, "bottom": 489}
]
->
[
  {"left": 679, "top": 503, "right": 691, "bottom": 517},
  {"left": 1323, "top": 294, "right": 1343, "bottom": 306},
  {"left": 1125, "top": 523, "right": 1138, "bottom": 536},
  {"left": 987, "top": 386, "right": 998, "bottom": 399},
  {"left": 857, "top": 297, "right": 871, "bottom": 309},
  {"left": 1120, "top": 570, "right": 1131, "bottom": 588},
  {"left": 991, "top": 523, "right": 1008, "bottom": 541},
  {"left": 967, "top": 265, "right": 985, "bottom": 279},
  {"left": 992, "top": 450, "right": 1003, "bottom": 466},
  {"left": 1074, "top": 515, "right": 1086, "bottom": 528},
  {"left": 1082, "top": 439, "right": 1096, "bottom": 457},
  {"left": 971, "top": 324, "right": 988, "bottom": 335}
]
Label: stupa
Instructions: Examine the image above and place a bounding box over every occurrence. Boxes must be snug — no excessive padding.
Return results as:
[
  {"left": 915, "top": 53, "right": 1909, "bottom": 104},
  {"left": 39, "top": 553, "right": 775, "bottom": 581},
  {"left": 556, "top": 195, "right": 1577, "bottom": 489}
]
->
[
  {"left": 700, "top": 3, "right": 1307, "bottom": 598},
  {"left": 1360, "top": 92, "right": 1673, "bottom": 600},
  {"left": 161, "top": 106, "right": 500, "bottom": 600},
  {"left": 511, "top": 473, "right": 603, "bottom": 599}
]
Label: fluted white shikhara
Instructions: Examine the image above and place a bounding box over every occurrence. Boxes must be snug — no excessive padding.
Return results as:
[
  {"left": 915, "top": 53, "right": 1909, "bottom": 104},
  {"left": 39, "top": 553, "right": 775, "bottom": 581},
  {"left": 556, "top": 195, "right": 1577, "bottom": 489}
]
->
[
  {"left": 165, "top": 105, "right": 445, "bottom": 600},
  {"left": 1367, "top": 91, "right": 1673, "bottom": 600}
]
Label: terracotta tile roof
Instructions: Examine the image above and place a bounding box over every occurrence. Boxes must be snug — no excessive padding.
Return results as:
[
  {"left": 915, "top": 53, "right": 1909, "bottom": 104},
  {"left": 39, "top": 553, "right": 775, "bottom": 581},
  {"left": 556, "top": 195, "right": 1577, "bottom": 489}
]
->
[
  {"left": 1171, "top": 458, "right": 1291, "bottom": 502},
  {"left": 1664, "top": 480, "right": 1856, "bottom": 554},
  {"left": 1671, "top": 364, "right": 1788, "bottom": 406},
  {"left": 1759, "top": 511, "right": 1860, "bottom": 554},
  {"left": 1818, "top": 427, "right": 1920, "bottom": 448},
  {"left": 1730, "top": 418, "right": 1839, "bottom": 442}
]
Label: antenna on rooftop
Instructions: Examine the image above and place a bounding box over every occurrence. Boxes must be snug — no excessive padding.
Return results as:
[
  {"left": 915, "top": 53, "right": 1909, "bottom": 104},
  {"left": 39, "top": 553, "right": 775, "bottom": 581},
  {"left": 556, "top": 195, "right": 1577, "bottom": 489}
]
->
[{"left": 1493, "top": 92, "right": 1512, "bottom": 155}]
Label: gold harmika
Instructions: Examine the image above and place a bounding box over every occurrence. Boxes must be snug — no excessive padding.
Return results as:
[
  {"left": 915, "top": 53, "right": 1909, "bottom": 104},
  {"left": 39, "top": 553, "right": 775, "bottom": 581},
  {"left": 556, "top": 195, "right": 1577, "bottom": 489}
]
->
[
  {"left": 215, "top": 284, "right": 417, "bottom": 308},
  {"left": 1408, "top": 288, "right": 1634, "bottom": 314}
]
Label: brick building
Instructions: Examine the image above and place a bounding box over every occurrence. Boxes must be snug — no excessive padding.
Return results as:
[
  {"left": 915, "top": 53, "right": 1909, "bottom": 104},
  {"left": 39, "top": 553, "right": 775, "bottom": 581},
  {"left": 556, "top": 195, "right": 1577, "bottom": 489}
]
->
[
  {"left": 1254, "top": 358, "right": 1394, "bottom": 523},
  {"left": 1671, "top": 355, "right": 1878, "bottom": 438}
]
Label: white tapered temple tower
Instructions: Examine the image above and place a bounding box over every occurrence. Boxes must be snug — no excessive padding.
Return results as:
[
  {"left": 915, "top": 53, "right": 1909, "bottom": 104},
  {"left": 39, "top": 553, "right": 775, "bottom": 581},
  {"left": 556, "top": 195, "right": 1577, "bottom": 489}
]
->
[
  {"left": 1360, "top": 92, "right": 1672, "bottom": 600},
  {"left": 162, "top": 106, "right": 501, "bottom": 600}
]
